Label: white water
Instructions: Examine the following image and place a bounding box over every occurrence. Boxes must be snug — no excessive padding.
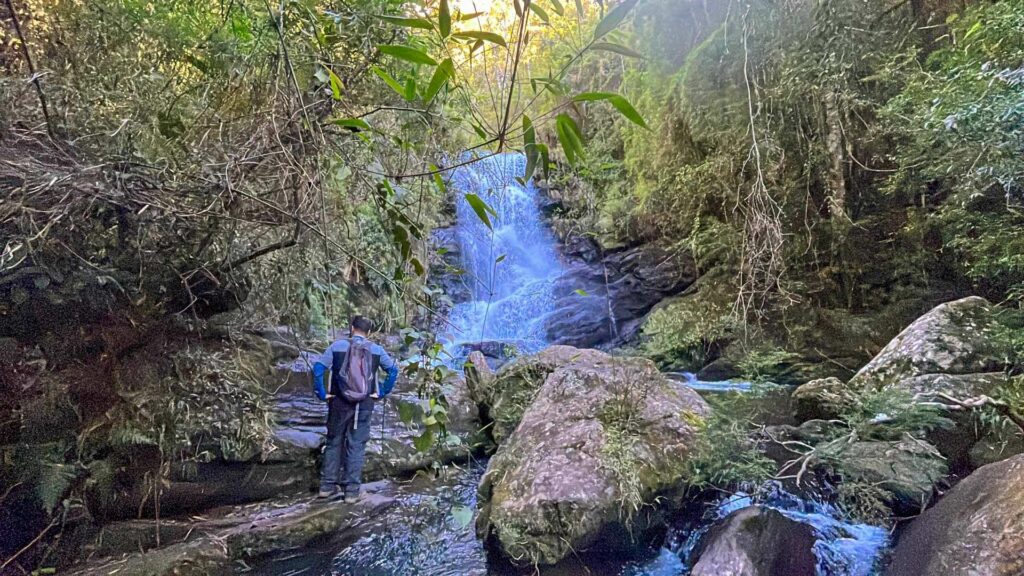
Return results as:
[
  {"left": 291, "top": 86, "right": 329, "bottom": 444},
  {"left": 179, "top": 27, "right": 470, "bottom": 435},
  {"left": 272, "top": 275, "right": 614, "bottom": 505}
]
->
[
  {"left": 442, "top": 152, "right": 564, "bottom": 357},
  {"left": 624, "top": 485, "right": 889, "bottom": 576}
]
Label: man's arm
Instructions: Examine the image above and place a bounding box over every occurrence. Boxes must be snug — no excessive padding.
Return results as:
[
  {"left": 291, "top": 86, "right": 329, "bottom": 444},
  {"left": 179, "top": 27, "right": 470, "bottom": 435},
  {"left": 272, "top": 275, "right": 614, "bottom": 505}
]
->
[
  {"left": 312, "top": 343, "right": 335, "bottom": 401},
  {"left": 377, "top": 348, "right": 399, "bottom": 397}
]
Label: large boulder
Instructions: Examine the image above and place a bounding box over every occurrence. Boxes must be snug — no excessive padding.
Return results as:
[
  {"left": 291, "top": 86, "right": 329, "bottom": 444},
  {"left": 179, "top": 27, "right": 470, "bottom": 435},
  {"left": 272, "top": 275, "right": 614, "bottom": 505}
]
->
[
  {"left": 850, "top": 296, "right": 1009, "bottom": 390},
  {"left": 475, "top": 346, "right": 710, "bottom": 565},
  {"left": 886, "top": 454, "right": 1024, "bottom": 576},
  {"left": 691, "top": 507, "right": 818, "bottom": 576},
  {"left": 468, "top": 345, "right": 593, "bottom": 444}
]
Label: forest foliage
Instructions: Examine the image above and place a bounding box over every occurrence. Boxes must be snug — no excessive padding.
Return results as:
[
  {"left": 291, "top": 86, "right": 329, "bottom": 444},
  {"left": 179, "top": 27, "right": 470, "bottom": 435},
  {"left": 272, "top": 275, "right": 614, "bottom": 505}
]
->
[{"left": 1, "top": 0, "right": 1023, "bottom": 570}]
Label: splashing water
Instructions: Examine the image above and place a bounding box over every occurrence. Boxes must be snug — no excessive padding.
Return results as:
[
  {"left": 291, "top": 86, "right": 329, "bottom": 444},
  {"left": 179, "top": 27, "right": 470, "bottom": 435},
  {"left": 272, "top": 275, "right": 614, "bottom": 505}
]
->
[
  {"left": 443, "top": 152, "right": 564, "bottom": 357},
  {"left": 623, "top": 484, "right": 889, "bottom": 576}
]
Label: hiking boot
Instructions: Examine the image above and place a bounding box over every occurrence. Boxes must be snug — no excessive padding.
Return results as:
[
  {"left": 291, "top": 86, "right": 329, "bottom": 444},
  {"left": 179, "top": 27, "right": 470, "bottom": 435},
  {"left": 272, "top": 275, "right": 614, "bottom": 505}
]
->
[{"left": 317, "top": 486, "right": 345, "bottom": 501}]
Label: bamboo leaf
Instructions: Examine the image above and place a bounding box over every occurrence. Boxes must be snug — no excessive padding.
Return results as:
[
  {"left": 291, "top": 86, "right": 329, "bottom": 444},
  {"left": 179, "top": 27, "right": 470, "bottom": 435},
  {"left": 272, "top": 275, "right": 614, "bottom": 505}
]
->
[
  {"left": 453, "top": 30, "right": 507, "bottom": 47},
  {"left": 425, "top": 58, "right": 454, "bottom": 103},
  {"left": 594, "top": 0, "right": 639, "bottom": 39},
  {"left": 376, "top": 15, "right": 434, "bottom": 30},
  {"left": 573, "top": 92, "right": 648, "bottom": 128},
  {"left": 379, "top": 44, "right": 438, "bottom": 66},
  {"left": 592, "top": 41, "right": 643, "bottom": 58},
  {"left": 555, "top": 113, "right": 585, "bottom": 166},
  {"left": 326, "top": 68, "right": 344, "bottom": 100},
  {"left": 529, "top": 2, "right": 551, "bottom": 24},
  {"left": 547, "top": 0, "right": 564, "bottom": 17},
  {"left": 332, "top": 118, "right": 371, "bottom": 132},
  {"left": 464, "top": 193, "right": 495, "bottom": 229},
  {"left": 405, "top": 76, "right": 417, "bottom": 101},
  {"left": 523, "top": 115, "right": 539, "bottom": 181},
  {"left": 371, "top": 66, "right": 407, "bottom": 97},
  {"left": 439, "top": 0, "right": 452, "bottom": 38}
]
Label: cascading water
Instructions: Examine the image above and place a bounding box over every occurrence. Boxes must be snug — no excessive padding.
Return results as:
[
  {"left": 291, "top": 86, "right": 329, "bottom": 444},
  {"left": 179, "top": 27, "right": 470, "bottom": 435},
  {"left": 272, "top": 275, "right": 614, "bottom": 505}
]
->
[{"left": 442, "top": 152, "right": 564, "bottom": 358}]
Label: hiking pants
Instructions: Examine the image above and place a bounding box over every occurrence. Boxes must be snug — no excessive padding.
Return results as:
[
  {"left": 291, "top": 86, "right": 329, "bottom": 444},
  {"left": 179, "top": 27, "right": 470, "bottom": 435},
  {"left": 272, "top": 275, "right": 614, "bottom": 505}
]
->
[{"left": 321, "top": 397, "right": 374, "bottom": 496}]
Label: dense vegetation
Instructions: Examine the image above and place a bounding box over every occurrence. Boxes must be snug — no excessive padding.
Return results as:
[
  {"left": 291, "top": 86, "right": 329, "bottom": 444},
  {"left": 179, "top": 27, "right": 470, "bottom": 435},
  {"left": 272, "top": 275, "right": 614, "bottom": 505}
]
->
[{"left": 2, "top": 0, "right": 1022, "bottom": 571}]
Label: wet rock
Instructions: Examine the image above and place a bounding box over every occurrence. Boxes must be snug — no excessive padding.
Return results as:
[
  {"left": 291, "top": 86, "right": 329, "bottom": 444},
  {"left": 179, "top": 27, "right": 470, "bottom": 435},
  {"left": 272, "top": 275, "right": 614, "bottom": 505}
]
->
[
  {"left": 850, "top": 296, "right": 1009, "bottom": 389},
  {"left": 464, "top": 351, "right": 495, "bottom": 401},
  {"left": 68, "top": 482, "right": 396, "bottom": 576},
  {"left": 544, "top": 244, "right": 697, "bottom": 349},
  {"left": 697, "top": 357, "right": 742, "bottom": 381},
  {"left": 791, "top": 377, "right": 855, "bottom": 421},
  {"left": 886, "top": 454, "right": 1024, "bottom": 576},
  {"left": 821, "top": 439, "right": 947, "bottom": 513},
  {"left": 691, "top": 506, "right": 817, "bottom": 576},
  {"left": 476, "top": 345, "right": 710, "bottom": 565}
]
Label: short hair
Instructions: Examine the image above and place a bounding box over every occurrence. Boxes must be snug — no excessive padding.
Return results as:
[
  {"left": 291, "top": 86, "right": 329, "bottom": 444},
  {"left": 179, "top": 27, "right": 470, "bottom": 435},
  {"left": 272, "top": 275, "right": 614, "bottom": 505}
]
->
[{"left": 350, "top": 315, "right": 373, "bottom": 333}]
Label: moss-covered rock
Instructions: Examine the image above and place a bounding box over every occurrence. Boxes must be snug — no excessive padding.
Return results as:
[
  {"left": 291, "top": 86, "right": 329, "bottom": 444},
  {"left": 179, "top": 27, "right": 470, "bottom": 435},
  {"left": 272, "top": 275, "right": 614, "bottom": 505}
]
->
[
  {"left": 850, "top": 296, "right": 1009, "bottom": 389},
  {"left": 968, "top": 427, "right": 1024, "bottom": 469},
  {"left": 475, "top": 346, "right": 710, "bottom": 566},
  {"left": 821, "top": 440, "right": 947, "bottom": 513},
  {"left": 469, "top": 345, "right": 598, "bottom": 444}
]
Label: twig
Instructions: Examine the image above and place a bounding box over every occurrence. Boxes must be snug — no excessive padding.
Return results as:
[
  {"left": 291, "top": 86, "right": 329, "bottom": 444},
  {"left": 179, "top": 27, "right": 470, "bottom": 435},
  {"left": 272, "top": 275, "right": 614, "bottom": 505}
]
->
[{"left": 3, "top": 0, "right": 55, "bottom": 139}]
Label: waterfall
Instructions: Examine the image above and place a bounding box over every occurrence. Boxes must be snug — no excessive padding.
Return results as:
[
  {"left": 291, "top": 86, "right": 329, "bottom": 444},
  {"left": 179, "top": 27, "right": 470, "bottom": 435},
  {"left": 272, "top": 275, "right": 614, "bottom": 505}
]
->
[{"left": 443, "top": 152, "right": 564, "bottom": 358}]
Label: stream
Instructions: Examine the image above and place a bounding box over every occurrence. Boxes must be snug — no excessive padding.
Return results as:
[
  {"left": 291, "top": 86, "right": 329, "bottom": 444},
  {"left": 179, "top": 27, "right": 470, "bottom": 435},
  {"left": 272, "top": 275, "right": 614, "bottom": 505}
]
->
[{"left": 252, "top": 153, "right": 890, "bottom": 575}]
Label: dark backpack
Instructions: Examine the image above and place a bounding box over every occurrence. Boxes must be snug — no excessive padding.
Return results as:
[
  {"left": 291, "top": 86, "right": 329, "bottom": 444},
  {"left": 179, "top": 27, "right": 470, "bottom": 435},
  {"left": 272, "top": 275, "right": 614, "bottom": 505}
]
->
[{"left": 340, "top": 338, "right": 376, "bottom": 403}]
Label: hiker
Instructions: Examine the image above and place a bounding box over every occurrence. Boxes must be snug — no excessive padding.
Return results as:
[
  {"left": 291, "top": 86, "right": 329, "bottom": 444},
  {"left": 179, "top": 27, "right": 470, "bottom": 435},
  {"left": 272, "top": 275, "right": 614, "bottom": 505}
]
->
[{"left": 312, "top": 315, "right": 399, "bottom": 501}]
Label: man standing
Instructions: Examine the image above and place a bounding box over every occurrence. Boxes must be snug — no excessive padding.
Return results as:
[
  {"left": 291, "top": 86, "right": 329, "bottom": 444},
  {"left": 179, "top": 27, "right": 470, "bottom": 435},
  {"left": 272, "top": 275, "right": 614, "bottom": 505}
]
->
[{"left": 312, "top": 315, "right": 399, "bottom": 501}]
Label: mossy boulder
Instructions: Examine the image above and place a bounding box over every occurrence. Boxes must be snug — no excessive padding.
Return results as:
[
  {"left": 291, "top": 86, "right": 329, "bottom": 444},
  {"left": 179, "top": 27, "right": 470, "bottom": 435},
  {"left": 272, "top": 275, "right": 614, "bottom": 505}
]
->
[
  {"left": 886, "top": 454, "right": 1024, "bottom": 576},
  {"left": 475, "top": 346, "right": 710, "bottom": 566},
  {"left": 850, "top": 296, "right": 1009, "bottom": 390},
  {"left": 821, "top": 440, "right": 947, "bottom": 513},
  {"left": 469, "top": 345, "right": 599, "bottom": 444}
]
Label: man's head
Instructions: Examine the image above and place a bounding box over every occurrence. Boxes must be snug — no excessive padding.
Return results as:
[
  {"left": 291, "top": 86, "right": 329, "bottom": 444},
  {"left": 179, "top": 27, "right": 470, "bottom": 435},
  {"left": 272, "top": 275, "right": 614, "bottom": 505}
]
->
[{"left": 350, "top": 315, "right": 373, "bottom": 336}]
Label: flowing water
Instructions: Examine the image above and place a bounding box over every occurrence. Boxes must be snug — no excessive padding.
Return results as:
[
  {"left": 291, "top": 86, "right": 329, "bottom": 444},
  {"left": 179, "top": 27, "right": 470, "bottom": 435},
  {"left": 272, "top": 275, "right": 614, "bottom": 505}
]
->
[{"left": 441, "top": 152, "right": 564, "bottom": 360}]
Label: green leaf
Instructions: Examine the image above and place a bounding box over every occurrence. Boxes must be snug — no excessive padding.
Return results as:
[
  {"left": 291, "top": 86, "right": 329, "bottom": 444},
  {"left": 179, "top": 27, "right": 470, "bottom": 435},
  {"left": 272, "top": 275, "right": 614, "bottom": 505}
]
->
[
  {"left": 451, "top": 505, "right": 474, "bottom": 529},
  {"left": 574, "top": 288, "right": 589, "bottom": 296},
  {"left": 592, "top": 41, "right": 643, "bottom": 58},
  {"left": 457, "top": 11, "right": 484, "bottom": 21},
  {"left": 547, "top": 0, "right": 564, "bottom": 17},
  {"left": 396, "top": 400, "right": 421, "bottom": 424},
  {"left": 555, "top": 113, "right": 585, "bottom": 166},
  {"left": 529, "top": 2, "right": 551, "bottom": 23},
  {"left": 453, "top": 30, "right": 507, "bottom": 48},
  {"left": 962, "top": 20, "right": 982, "bottom": 41},
  {"left": 431, "top": 165, "right": 446, "bottom": 194},
  {"left": 594, "top": 0, "right": 639, "bottom": 39},
  {"left": 405, "top": 76, "right": 417, "bottom": 101},
  {"left": 464, "top": 193, "right": 495, "bottom": 229},
  {"left": 321, "top": 67, "right": 344, "bottom": 100},
  {"left": 523, "top": 115, "right": 539, "bottom": 181},
  {"left": 537, "top": 142, "right": 551, "bottom": 179},
  {"left": 439, "top": 0, "right": 452, "bottom": 38},
  {"left": 410, "top": 257, "right": 426, "bottom": 276},
  {"left": 471, "top": 121, "right": 488, "bottom": 139},
  {"left": 574, "top": 0, "right": 584, "bottom": 19},
  {"left": 332, "top": 117, "right": 371, "bottom": 132},
  {"left": 376, "top": 15, "right": 434, "bottom": 30},
  {"left": 572, "top": 92, "right": 648, "bottom": 129},
  {"left": 379, "top": 45, "right": 438, "bottom": 66},
  {"left": 413, "top": 430, "right": 435, "bottom": 452},
  {"left": 496, "top": 254, "right": 507, "bottom": 263},
  {"left": 372, "top": 66, "right": 407, "bottom": 97},
  {"left": 424, "top": 58, "right": 454, "bottom": 103}
]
